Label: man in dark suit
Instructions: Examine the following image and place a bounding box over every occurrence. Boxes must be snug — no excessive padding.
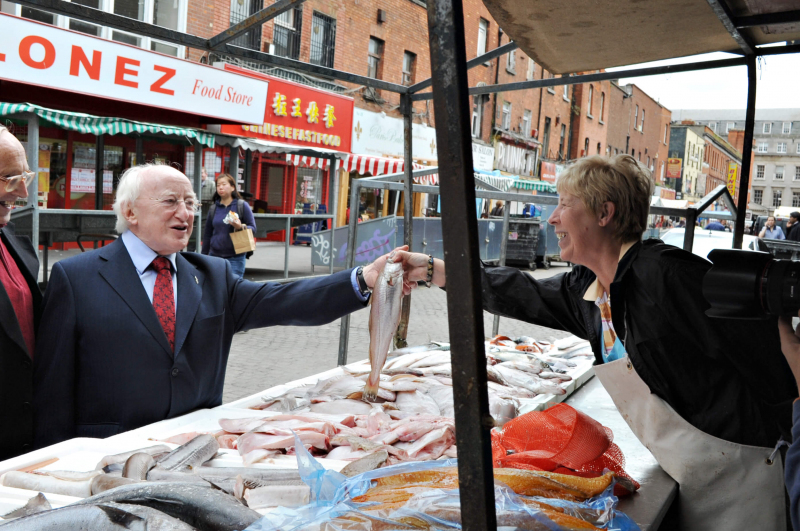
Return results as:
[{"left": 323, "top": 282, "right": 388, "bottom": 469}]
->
[
  {"left": 786, "top": 212, "right": 800, "bottom": 242},
  {"left": 34, "top": 164, "right": 404, "bottom": 448},
  {"left": 0, "top": 125, "right": 41, "bottom": 459}
]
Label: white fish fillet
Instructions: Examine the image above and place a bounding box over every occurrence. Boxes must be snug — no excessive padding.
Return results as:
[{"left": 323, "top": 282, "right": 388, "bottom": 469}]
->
[
  {"left": 2, "top": 471, "right": 93, "bottom": 498},
  {"left": 395, "top": 390, "right": 441, "bottom": 416},
  {"left": 408, "top": 351, "right": 452, "bottom": 369},
  {"left": 244, "top": 484, "right": 310, "bottom": 509},
  {"left": 310, "top": 399, "right": 374, "bottom": 415},
  {"left": 237, "top": 431, "right": 329, "bottom": 455}
]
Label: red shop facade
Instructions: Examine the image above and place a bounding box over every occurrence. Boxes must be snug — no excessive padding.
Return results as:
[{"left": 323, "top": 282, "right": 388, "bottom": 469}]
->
[{"left": 215, "top": 65, "right": 354, "bottom": 241}]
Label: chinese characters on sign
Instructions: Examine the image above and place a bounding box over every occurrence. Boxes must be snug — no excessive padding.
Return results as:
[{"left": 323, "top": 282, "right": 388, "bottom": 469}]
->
[{"left": 220, "top": 64, "right": 354, "bottom": 152}]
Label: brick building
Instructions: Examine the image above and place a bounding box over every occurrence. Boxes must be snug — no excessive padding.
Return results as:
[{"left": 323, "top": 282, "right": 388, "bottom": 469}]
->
[{"left": 569, "top": 76, "right": 611, "bottom": 160}]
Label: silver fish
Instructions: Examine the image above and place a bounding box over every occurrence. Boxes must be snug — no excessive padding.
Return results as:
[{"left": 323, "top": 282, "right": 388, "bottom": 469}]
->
[
  {"left": 364, "top": 258, "right": 404, "bottom": 401},
  {"left": 73, "top": 482, "right": 260, "bottom": 531},
  {"left": 0, "top": 503, "right": 147, "bottom": 530},
  {"left": 95, "top": 445, "right": 171, "bottom": 471},
  {"left": 101, "top": 503, "right": 197, "bottom": 531},
  {"left": 122, "top": 453, "right": 156, "bottom": 480},
  {"left": 90, "top": 475, "right": 140, "bottom": 496},
  {"left": 155, "top": 434, "right": 219, "bottom": 471}
]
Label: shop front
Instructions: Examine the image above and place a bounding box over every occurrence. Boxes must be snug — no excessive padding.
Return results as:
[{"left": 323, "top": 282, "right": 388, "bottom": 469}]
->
[{"left": 216, "top": 64, "right": 354, "bottom": 242}]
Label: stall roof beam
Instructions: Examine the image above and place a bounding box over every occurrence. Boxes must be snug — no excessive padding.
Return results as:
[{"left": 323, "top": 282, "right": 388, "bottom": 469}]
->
[
  {"left": 208, "top": 0, "right": 306, "bottom": 49},
  {"left": 409, "top": 56, "right": 747, "bottom": 101},
  {"left": 704, "top": 0, "right": 755, "bottom": 55},
  {"left": 408, "top": 41, "right": 518, "bottom": 93},
  {"left": 735, "top": 9, "right": 800, "bottom": 28},
  {"left": 8, "top": 0, "right": 408, "bottom": 93}
]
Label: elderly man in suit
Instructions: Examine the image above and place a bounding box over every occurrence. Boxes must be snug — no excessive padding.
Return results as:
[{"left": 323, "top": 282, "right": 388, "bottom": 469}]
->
[
  {"left": 33, "top": 163, "right": 404, "bottom": 448},
  {"left": 0, "top": 125, "right": 41, "bottom": 459}
]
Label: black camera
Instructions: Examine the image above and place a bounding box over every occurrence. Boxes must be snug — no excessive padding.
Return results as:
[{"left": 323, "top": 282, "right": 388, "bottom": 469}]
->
[{"left": 704, "top": 249, "right": 800, "bottom": 318}]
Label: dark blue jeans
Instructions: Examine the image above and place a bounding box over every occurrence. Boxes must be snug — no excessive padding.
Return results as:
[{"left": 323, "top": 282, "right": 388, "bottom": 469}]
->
[{"left": 226, "top": 254, "right": 247, "bottom": 279}]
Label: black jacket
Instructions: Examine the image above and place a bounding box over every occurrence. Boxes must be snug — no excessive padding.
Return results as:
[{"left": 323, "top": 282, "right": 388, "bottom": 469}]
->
[
  {"left": 0, "top": 223, "right": 41, "bottom": 459},
  {"left": 480, "top": 239, "right": 796, "bottom": 447},
  {"left": 787, "top": 223, "right": 800, "bottom": 242}
]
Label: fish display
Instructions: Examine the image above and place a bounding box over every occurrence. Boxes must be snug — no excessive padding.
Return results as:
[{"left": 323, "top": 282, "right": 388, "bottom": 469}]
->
[{"left": 365, "top": 256, "right": 404, "bottom": 401}]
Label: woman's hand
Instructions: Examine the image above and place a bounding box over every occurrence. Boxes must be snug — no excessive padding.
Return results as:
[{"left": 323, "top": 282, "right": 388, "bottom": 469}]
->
[
  {"left": 777, "top": 313, "right": 800, "bottom": 390},
  {"left": 230, "top": 218, "right": 244, "bottom": 230},
  {"left": 362, "top": 246, "right": 445, "bottom": 296}
]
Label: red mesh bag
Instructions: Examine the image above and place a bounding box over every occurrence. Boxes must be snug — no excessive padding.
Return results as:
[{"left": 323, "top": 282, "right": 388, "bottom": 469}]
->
[{"left": 493, "top": 404, "right": 639, "bottom": 496}]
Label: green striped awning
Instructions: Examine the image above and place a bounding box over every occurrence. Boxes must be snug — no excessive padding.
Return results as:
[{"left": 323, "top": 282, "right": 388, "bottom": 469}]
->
[
  {"left": 0, "top": 102, "right": 215, "bottom": 148},
  {"left": 512, "top": 179, "right": 557, "bottom": 193}
]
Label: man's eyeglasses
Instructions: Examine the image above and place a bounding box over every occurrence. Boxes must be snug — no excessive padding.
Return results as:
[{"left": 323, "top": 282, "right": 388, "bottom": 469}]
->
[
  {"left": 0, "top": 170, "right": 35, "bottom": 193},
  {"left": 149, "top": 197, "right": 200, "bottom": 213}
]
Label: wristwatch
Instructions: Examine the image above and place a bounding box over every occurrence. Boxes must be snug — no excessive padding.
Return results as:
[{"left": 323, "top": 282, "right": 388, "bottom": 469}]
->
[{"left": 356, "top": 266, "right": 371, "bottom": 296}]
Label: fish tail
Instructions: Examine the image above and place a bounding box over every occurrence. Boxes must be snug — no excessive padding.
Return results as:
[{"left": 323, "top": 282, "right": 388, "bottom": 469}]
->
[{"left": 363, "top": 377, "right": 380, "bottom": 402}]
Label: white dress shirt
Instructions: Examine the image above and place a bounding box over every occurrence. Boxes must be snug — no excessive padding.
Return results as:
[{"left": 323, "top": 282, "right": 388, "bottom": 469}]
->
[{"left": 121, "top": 230, "right": 178, "bottom": 306}]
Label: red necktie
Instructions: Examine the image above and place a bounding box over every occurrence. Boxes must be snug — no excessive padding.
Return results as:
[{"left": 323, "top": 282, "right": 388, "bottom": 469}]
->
[{"left": 151, "top": 256, "right": 175, "bottom": 352}]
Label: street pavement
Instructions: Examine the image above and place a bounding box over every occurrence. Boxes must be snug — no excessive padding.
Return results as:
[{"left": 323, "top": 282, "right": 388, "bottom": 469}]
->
[{"left": 37, "top": 240, "right": 572, "bottom": 404}]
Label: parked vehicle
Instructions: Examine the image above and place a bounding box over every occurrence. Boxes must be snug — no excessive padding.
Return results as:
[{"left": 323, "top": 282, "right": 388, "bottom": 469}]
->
[{"left": 659, "top": 228, "right": 763, "bottom": 259}]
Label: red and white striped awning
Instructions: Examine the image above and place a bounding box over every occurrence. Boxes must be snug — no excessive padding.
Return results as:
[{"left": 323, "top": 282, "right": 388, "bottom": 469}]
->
[{"left": 286, "top": 153, "right": 438, "bottom": 185}]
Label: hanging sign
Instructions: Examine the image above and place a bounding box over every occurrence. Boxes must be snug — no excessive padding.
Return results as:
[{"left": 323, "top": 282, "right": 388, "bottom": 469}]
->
[{"left": 0, "top": 14, "right": 268, "bottom": 122}]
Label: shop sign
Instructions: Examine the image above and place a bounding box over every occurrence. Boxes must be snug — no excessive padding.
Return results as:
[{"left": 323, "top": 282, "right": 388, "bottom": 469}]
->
[
  {"left": 69, "top": 168, "right": 112, "bottom": 194},
  {"left": 540, "top": 161, "right": 556, "bottom": 183},
  {"left": 495, "top": 141, "right": 536, "bottom": 176},
  {"left": 666, "top": 158, "right": 682, "bottom": 179},
  {"left": 660, "top": 188, "right": 676, "bottom": 199},
  {"left": 472, "top": 143, "right": 494, "bottom": 171},
  {"left": 0, "top": 14, "right": 268, "bottom": 123},
  {"left": 220, "top": 64, "right": 354, "bottom": 153},
  {"left": 351, "top": 108, "right": 438, "bottom": 161},
  {"left": 727, "top": 161, "right": 738, "bottom": 197}
]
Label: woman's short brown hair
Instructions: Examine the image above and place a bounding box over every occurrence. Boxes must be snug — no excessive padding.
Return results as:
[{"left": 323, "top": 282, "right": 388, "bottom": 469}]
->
[{"left": 556, "top": 154, "right": 654, "bottom": 242}]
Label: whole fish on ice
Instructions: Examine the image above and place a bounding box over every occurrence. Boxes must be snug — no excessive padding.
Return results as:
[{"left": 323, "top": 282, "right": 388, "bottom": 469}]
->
[{"left": 365, "top": 256, "right": 404, "bottom": 401}]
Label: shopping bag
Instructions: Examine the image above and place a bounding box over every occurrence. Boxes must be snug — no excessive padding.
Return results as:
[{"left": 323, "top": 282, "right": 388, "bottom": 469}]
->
[{"left": 230, "top": 227, "right": 256, "bottom": 255}]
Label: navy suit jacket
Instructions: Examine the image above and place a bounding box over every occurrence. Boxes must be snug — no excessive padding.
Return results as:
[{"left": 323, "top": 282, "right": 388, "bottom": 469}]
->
[
  {"left": 0, "top": 223, "right": 41, "bottom": 459},
  {"left": 33, "top": 237, "right": 366, "bottom": 447}
]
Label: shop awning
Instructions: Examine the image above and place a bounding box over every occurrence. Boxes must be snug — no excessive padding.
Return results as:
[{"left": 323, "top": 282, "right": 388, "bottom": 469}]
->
[
  {"left": 214, "top": 135, "right": 348, "bottom": 171},
  {"left": 512, "top": 179, "right": 557, "bottom": 193},
  {"left": 473, "top": 170, "right": 516, "bottom": 192},
  {"left": 343, "top": 154, "right": 439, "bottom": 185},
  {"left": 0, "top": 102, "right": 216, "bottom": 147}
]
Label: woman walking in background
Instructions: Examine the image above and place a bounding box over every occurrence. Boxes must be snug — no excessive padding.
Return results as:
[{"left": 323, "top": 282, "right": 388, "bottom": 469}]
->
[{"left": 201, "top": 173, "right": 256, "bottom": 279}]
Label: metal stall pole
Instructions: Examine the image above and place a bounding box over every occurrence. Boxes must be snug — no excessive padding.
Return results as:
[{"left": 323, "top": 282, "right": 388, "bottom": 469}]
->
[
  {"left": 426, "top": 0, "right": 497, "bottom": 527},
  {"left": 329, "top": 156, "right": 339, "bottom": 275},
  {"left": 230, "top": 146, "right": 240, "bottom": 183},
  {"left": 244, "top": 150, "right": 253, "bottom": 194},
  {"left": 135, "top": 136, "right": 144, "bottom": 165},
  {"left": 337, "top": 180, "right": 362, "bottom": 365},
  {"left": 733, "top": 55, "right": 757, "bottom": 249},
  {"left": 193, "top": 140, "right": 203, "bottom": 251},
  {"left": 94, "top": 134, "right": 105, "bottom": 212},
  {"left": 284, "top": 216, "right": 291, "bottom": 279},
  {"left": 491, "top": 203, "right": 511, "bottom": 336},
  {"left": 395, "top": 93, "right": 414, "bottom": 349},
  {"left": 24, "top": 113, "right": 40, "bottom": 252}
]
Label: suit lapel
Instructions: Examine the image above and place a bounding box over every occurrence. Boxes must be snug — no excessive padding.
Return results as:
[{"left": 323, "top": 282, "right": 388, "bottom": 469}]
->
[
  {"left": 0, "top": 228, "right": 33, "bottom": 356},
  {"left": 173, "top": 253, "right": 204, "bottom": 357},
  {"left": 98, "top": 239, "right": 173, "bottom": 357},
  {"left": 2, "top": 224, "right": 39, "bottom": 285}
]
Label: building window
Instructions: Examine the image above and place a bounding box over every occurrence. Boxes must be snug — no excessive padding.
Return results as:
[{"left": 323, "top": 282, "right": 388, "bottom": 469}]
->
[
  {"left": 634, "top": 105, "right": 638, "bottom": 129},
  {"left": 795, "top": 167, "right": 800, "bottom": 181},
  {"left": 726, "top": 122, "right": 734, "bottom": 133},
  {"left": 587, "top": 85, "right": 594, "bottom": 117},
  {"left": 754, "top": 189, "right": 763, "bottom": 204},
  {"left": 522, "top": 110, "right": 532, "bottom": 137},
  {"left": 583, "top": 138, "right": 589, "bottom": 157},
  {"left": 784, "top": 122, "right": 792, "bottom": 134},
  {"left": 542, "top": 117, "right": 551, "bottom": 158},
  {"left": 647, "top": 155, "right": 651, "bottom": 167},
  {"left": 309, "top": 12, "right": 336, "bottom": 68},
  {"left": 563, "top": 83, "right": 569, "bottom": 101},
  {"left": 793, "top": 193, "right": 800, "bottom": 207},
  {"left": 778, "top": 142, "right": 787, "bottom": 153},
  {"left": 756, "top": 164, "right": 765, "bottom": 179},
  {"left": 546, "top": 71, "right": 555, "bottom": 94},
  {"left": 664, "top": 124, "right": 669, "bottom": 144},
  {"left": 559, "top": 124, "right": 566, "bottom": 159},
  {"left": 502, "top": 102, "right": 511, "bottom": 130},
  {"left": 797, "top": 144, "right": 800, "bottom": 154},
  {"left": 758, "top": 142, "right": 769, "bottom": 153},
  {"left": 506, "top": 49, "right": 516, "bottom": 73},
  {"left": 477, "top": 18, "right": 488, "bottom": 56},
  {"left": 764, "top": 122, "right": 772, "bottom": 134},
  {"left": 640, "top": 109, "right": 645, "bottom": 132},
  {"left": 274, "top": 6, "right": 302, "bottom": 59},
  {"left": 402, "top": 51, "right": 417, "bottom": 86},
  {"left": 774, "top": 190, "right": 783, "bottom": 208},
  {"left": 365, "top": 37, "right": 384, "bottom": 101},
  {"left": 526, "top": 59, "right": 535, "bottom": 81},
  {"left": 597, "top": 142, "right": 601, "bottom": 155},
  {"left": 776, "top": 166, "right": 785, "bottom": 180},
  {"left": 471, "top": 95, "right": 484, "bottom": 138},
  {"left": 599, "top": 92, "right": 605, "bottom": 121},
  {"left": 710, "top": 122, "right": 717, "bottom": 133}
]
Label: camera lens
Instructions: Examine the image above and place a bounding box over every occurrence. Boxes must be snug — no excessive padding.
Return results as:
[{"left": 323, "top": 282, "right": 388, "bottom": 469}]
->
[
  {"left": 705, "top": 249, "right": 800, "bottom": 318},
  {"left": 762, "top": 259, "right": 800, "bottom": 316}
]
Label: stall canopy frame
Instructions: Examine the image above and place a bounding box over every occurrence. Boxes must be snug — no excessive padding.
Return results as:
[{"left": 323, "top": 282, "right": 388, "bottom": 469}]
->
[{"left": 6, "top": 0, "right": 799, "bottom": 528}]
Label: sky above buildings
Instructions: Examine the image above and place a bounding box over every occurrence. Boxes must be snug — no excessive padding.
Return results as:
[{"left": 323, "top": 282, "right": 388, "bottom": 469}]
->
[{"left": 611, "top": 49, "right": 800, "bottom": 111}]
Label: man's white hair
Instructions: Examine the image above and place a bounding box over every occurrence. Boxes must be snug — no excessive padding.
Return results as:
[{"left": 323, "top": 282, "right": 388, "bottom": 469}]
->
[{"left": 113, "top": 163, "right": 194, "bottom": 234}]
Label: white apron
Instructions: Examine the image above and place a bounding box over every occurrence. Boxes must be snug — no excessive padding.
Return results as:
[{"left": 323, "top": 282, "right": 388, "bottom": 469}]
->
[{"left": 593, "top": 355, "right": 787, "bottom": 531}]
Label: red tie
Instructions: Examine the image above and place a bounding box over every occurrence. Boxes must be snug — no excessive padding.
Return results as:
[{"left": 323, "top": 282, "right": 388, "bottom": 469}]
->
[{"left": 151, "top": 256, "right": 175, "bottom": 352}]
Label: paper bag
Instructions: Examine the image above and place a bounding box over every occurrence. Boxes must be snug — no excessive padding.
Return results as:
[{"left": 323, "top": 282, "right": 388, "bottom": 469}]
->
[{"left": 230, "top": 227, "right": 256, "bottom": 255}]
